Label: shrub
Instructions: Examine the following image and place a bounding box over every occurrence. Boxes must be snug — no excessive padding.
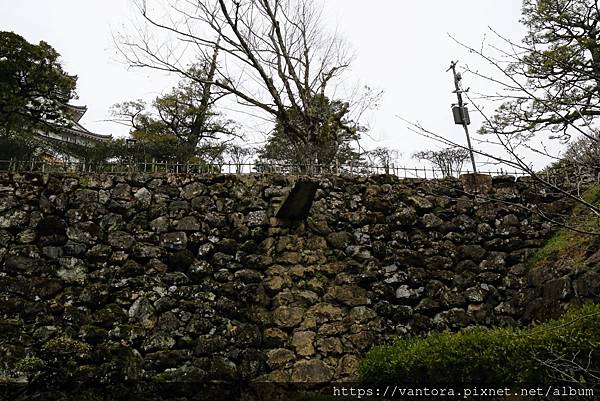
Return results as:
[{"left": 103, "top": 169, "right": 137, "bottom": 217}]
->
[
  {"left": 43, "top": 336, "right": 92, "bottom": 357},
  {"left": 14, "top": 356, "right": 46, "bottom": 374},
  {"left": 360, "top": 304, "right": 600, "bottom": 385}
]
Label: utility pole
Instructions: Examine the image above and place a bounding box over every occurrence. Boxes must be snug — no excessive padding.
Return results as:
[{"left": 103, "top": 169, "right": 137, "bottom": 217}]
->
[{"left": 447, "top": 61, "right": 477, "bottom": 174}]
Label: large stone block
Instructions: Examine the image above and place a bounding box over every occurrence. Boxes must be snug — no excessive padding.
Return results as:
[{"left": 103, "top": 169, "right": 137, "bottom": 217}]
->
[{"left": 291, "top": 359, "right": 334, "bottom": 383}]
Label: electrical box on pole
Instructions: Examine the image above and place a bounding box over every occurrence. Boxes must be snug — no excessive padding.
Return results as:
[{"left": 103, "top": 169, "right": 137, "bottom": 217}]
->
[{"left": 452, "top": 105, "right": 470, "bottom": 125}]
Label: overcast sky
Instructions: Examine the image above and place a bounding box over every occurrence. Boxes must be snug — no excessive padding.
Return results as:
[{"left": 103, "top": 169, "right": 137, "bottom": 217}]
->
[{"left": 1, "top": 0, "right": 547, "bottom": 170}]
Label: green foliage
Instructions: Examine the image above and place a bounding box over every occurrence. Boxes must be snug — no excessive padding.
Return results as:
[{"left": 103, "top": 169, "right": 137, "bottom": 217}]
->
[
  {"left": 111, "top": 66, "right": 234, "bottom": 163},
  {"left": 109, "top": 137, "right": 193, "bottom": 163},
  {"left": 37, "top": 135, "right": 228, "bottom": 166},
  {"left": 43, "top": 336, "right": 92, "bottom": 357},
  {"left": 9, "top": 336, "right": 95, "bottom": 383},
  {"left": 14, "top": 356, "right": 46, "bottom": 374},
  {"left": 0, "top": 31, "right": 77, "bottom": 144},
  {"left": 480, "top": 0, "right": 600, "bottom": 141},
  {"left": 361, "top": 304, "right": 600, "bottom": 385},
  {"left": 583, "top": 183, "right": 600, "bottom": 206},
  {"left": 257, "top": 94, "right": 361, "bottom": 167},
  {"left": 0, "top": 135, "right": 38, "bottom": 160},
  {"left": 527, "top": 229, "right": 578, "bottom": 268}
]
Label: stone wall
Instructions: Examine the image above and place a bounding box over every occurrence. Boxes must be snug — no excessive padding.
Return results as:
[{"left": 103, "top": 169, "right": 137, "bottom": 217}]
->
[{"left": 0, "top": 172, "right": 598, "bottom": 399}]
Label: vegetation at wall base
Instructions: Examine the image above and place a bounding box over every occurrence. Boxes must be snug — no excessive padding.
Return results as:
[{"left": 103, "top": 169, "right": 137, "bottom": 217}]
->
[{"left": 360, "top": 304, "right": 600, "bottom": 387}]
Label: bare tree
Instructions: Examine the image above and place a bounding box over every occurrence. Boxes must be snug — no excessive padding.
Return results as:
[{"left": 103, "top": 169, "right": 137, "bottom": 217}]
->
[
  {"left": 226, "top": 143, "right": 255, "bottom": 173},
  {"left": 532, "top": 350, "right": 600, "bottom": 389},
  {"left": 363, "top": 147, "right": 400, "bottom": 174},
  {"left": 117, "top": 0, "right": 380, "bottom": 166},
  {"left": 561, "top": 131, "right": 600, "bottom": 176},
  {"left": 412, "top": 147, "right": 470, "bottom": 178}
]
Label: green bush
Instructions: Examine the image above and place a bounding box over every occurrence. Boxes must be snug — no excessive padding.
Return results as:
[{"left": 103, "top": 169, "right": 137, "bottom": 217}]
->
[
  {"left": 361, "top": 304, "right": 600, "bottom": 385},
  {"left": 14, "top": 356, "right": 46, "bottom": 374},
  {"left": 43, "top": 336, "right": 92, "bottom": 357}
]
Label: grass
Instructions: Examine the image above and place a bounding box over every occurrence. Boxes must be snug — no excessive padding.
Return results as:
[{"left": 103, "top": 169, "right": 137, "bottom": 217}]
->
[{"left": 527, "top": 184, "right": 600, "bottom": 269}]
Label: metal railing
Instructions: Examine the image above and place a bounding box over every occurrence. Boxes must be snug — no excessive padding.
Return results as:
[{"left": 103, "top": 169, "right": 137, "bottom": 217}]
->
[
  {"left": 2, "top": 159, "right": 598, "bottom": 188},
  {"left": 0, "top": 159, "right": 535, "bottom": 179}
]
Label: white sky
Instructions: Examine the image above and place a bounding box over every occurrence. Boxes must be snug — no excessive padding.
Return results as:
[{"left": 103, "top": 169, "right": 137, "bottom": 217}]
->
[{"left": 2, "top": 0, "right": 559, "bottom": 170}]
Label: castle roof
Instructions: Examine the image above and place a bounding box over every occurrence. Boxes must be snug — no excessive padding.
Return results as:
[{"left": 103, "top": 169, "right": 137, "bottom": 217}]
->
[{"left": 60, "top": 104, "right": 112, "bottom": 142}]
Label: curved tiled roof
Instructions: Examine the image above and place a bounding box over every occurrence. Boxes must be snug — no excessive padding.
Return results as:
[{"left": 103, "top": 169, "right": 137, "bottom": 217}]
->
[{"left": 62, "top": 104, "right": 113, "bottom": 142}]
